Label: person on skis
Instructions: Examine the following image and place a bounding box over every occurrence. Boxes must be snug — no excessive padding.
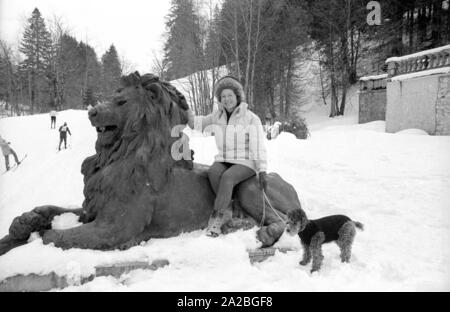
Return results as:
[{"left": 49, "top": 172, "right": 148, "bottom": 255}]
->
[
  {"left": 58, "top": 122, "right": 72, "bottom": 150},
  {"left": 187, "top": 76, "right": 268, "bottom": 237},
  {"left": 0, "top": 135, "right": 21, "bottom": 171},
  {"left": 50, "top": 109, "right": 58, "bottom": 129}
]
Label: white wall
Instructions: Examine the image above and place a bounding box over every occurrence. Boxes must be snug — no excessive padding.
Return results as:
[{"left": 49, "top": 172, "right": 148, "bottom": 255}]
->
[{"left": 386, "top": 75, "right": 440, "bottom": 134}]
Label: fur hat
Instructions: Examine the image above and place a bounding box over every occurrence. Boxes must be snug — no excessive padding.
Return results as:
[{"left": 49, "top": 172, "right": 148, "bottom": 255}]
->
[{"left": 215, "top": 76, "right": 245, "bottom": 104}]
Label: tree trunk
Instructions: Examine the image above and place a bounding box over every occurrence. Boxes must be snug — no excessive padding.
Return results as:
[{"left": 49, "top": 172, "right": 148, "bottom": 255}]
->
[
  {"left": 447, "top": 0, "right": 450, "bottom": 43},
  {"left": 418, "top": 6, "right": 427, "bottom": 45},
  {"left": 431, "top": 0, "right": 443, "bottom": 47},
  {"left": 408, "top": 9, "right": 413, "bottom": 53},
  {"left": 318, "top": 60, "right": 327, "bottom": 106},
  {"left": 284, "top": 51, "right": 294, "bottom": 117},
  {"left": 249, "top": 0, "right": 262, "bottom": 109},
  {"left": 339, "top": 84, "right": 347, "bottom": 116},
  {"left": 278, "top": 58, "right": 286, "bottom": 118},
  {"left": 233, "top": 3, "right": 241, "bottom": 79},
  {"left": 330, "top": 77, "right": 338, "bottom": 118},
  {"left": 328, "top": 18, "right": 338, "bottom": 118},
  {"left": 354, "top": 29, "right": 360, "bottom": 78},
  {"left": 189, "top": 76, "right": 198, "bottom": 114},
  {"left": 391, "top": 3, "right": 404, "bottom": 56},
  {"left": 350, "top": 25, "right": 356, "bottom": 83},
  {"left": 28, "top": 71, "right": 33, "bottom": 114},
  {"left": 243, "top": 0, "right": 254, "bottom": 101}
]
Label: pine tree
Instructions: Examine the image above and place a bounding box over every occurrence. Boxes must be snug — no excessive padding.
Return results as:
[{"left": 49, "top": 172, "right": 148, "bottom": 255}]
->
[
  {"left": 80, "top": 41, "right": 102, "bottom": 106},
  {"left": 54, "top": 34, "right": 80, "bottom": 109},
  {"left": 101, "top": 44, "right": 122, "bottom": 98},
  {"left": 19, "top": 8, "right": 52, "bottom": 113},
  {"left": 0, "top": 40, "right": 20, "bottom": 115},
  {"left": 83, "top": 87, "right": 96, "bottom": 107},
  {"left": 164, "top": 0, "right": 203, "bottom": 80}
]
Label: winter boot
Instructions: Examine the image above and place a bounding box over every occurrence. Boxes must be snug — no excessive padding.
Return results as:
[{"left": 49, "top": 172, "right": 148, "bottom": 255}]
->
[{"left": 206, "top": 202, "right": 233, "bottom": 237}]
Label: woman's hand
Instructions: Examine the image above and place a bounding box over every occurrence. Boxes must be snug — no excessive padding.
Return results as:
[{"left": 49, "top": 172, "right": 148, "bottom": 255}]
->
[
  {"left": 187, "top": 109, "right": 195, "bottom": 129},
  {"left": 259, "top": 171, "right": 267, "bottom": 192}
]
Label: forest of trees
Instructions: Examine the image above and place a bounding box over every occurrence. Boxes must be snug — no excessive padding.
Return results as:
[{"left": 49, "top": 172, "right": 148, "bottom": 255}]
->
[
  {"left": 0, "top": 8, "right": 122, "bottom": 115},
  {"left": 1, "top": 1, "right": 449, "bottom": 120},
  {"left": 162, "top": 0, "right": 450, "bottom": 120}
]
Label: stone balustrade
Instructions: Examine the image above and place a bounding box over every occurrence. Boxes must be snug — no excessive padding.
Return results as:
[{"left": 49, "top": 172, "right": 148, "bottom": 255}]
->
[
  {"left": 386, "top": 45, "right": 450, "bottom": 78},
  {"left": 359, "top": 74, "right": 388, "bottom": 91}
]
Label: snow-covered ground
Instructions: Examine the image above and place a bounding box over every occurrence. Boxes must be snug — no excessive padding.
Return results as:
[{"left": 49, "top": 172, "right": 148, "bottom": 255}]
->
[{"left": 0, "top": 109, "right": 449, "bottom": 291}]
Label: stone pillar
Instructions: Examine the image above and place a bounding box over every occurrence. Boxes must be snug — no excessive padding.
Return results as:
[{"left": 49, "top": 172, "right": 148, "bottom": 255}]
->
[
  {"left": 358, "top": 75, "right": 387, "bottom": 124},
  {"left": 436, "top": 75, "right": 450, "bottom": 135}
]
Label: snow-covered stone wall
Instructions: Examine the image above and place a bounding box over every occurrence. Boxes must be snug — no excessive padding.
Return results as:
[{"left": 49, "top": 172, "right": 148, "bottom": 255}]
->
[
  {"left": 358, "top": 75, "right": 387, "bottom": 124},
  {"left": 386, "top": 73, "right": 450, "bottom": 135},
  {"left": 359, "top": 89, "right": 386, "bottom": 124},
  {"left": 385, "top": 45, "right": 450, "bottom": 135},
  {"left": 386, "top": 45, "right": 450, "bottom": 78}
]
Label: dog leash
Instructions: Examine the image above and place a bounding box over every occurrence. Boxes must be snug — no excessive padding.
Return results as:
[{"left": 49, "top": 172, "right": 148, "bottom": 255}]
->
[
  {"left": 260, "top": 193, "right": 266, "bottom": 227},
  {"left": 260, "top": 189, "right": 286, "bottom": 227}
]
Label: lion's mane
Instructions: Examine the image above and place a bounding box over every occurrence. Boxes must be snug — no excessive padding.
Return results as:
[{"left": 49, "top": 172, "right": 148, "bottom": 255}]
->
[{"left": 80, "top": 72, "right": 190, "bottom": 222}]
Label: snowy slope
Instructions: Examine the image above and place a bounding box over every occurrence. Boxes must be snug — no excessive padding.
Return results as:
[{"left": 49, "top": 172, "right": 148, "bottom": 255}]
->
[
  {"left": 0, "top": 109, "right": 449, "bottom": 291},
  {"left": 0, "top": 110, "right": 95, "bottom": 233}
]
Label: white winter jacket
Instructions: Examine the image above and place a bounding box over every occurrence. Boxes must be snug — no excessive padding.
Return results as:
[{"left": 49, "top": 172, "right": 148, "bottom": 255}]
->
[
  {"left": 0, "top": 137, "right": 13, "bottom": 156},
  {"left": 188, "top": 102, "right": 267, "bottom": 174}
]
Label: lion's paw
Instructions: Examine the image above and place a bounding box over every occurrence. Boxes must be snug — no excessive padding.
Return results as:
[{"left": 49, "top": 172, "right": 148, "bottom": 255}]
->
[
  {"left": 9, "top": 211, "right": 46, "bottom": 240},
  {"left": 256, "top": 227, "right": 276, "bottom": 247}
]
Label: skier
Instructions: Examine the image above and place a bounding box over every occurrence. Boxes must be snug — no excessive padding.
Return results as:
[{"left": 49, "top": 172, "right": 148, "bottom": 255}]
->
[
  {"left": 0, "top": 135, "right": 21, "bottom": 171},
  {"left": 50, "top": 110, "right": 58, "bottom": 129},
  {"left": 58, "top": 122, "right": 72, "bottom": 151}
]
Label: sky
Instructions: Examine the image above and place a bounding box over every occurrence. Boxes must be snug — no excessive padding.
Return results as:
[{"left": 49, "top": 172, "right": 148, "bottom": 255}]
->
[{"left": 0, "top": 0, "right": 172, "bottom": 73}]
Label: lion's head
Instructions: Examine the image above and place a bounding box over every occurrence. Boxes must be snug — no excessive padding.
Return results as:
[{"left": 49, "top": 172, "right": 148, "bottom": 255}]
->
[
  {"left": 88, "top": 72, "right": 189, "bottom": 148},
  {"left": 81, "top": 72, "right": 190, "bottom": 221}
]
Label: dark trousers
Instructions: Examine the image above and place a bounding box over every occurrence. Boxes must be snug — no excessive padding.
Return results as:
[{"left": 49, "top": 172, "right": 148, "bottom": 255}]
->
[
  {"left": 58, "top": 136, "right": 67, "bottom": 150},
  {"left": 4, "top": 150, "right": 19, "bottom": 170},
  {"left": 51, "top": 116, "right": 56, "bottom": 129},
  {"left": 208, "top": 162, "right": 256, "bottom": 220}
]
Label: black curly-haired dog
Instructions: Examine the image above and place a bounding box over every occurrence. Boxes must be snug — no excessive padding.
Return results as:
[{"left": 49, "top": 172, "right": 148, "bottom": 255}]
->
[{"left": 286, "top": 209, "right": 364, "bottom": 273}]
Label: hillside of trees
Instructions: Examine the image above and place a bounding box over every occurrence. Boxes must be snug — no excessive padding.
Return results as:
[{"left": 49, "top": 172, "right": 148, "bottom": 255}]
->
[
  {"left": 162, "top": 0, "right": 450, "bottom": 120},
  {"left": 0, "top": 8, "right": 123, "bottom": 116},
  {"left": 1, "top": 1, "right": 449, "bottom": 121}
]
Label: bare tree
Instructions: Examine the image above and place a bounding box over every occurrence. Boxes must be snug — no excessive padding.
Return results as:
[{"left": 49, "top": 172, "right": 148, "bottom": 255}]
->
[
  {"left": 219, "top": 0, "right": 242, "bottom": 78},
  {"left": 119, "top": 54, "right": 135, "bottom": 76},
  {"left": 47, "top": 15, "right": 68, "bottom": 110},
  {"left": 151, "top": 51, "right": 169, "bottom": 80},
  {"left": 0, "top": 40, "right": 20, "bottom": 115}
]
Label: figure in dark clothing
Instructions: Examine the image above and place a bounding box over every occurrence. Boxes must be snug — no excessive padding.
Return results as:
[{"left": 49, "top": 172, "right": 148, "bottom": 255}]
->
[
  {"left": 50, "top": 110, "right": 57, "bottom": 129},
  {"left": 58, "top": 122, "right": 72, "bottom": 150}
]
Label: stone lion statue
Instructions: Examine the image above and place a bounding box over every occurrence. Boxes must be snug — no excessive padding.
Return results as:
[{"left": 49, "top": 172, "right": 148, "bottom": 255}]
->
[{"left": 0, "top": 72, "right": 302, "bottom": 256}]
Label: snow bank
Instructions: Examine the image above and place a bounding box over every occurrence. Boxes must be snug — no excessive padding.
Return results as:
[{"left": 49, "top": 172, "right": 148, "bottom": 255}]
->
[
  {"left": 273, "top": 132, "right": 297, "bottom": 142},
  {"left": 52, "top": 213, "right": 83, "bottom": 230},
  {"left": 395, "top": 129, "right": 430, "bottom": 136},
  {"left": 319, "top": 120, "right": 386, "bottom": 133},
  {"left": 360, "top": 74, "right": 388, "bottom": 81}
]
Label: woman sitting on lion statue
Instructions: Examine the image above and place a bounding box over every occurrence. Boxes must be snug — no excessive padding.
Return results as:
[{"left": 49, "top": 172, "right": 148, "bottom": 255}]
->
[{"left": 188, "top": 76, "right": 268, "bottom": 237}]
